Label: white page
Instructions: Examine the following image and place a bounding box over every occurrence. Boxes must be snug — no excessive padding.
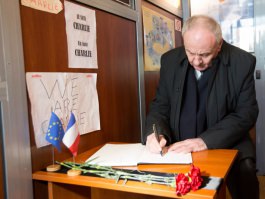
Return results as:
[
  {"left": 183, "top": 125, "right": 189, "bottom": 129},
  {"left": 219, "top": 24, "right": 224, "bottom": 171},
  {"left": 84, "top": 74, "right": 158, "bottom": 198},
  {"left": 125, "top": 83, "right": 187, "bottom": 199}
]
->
[
  {"left": 86, "top": 143, "right": 145, "bottom": 166},
  {"left": 138, "top": 147, "right": 193, "bottom": 164},
  {"left": 86, "top": 143, "right": 192, "bottom": 166}
]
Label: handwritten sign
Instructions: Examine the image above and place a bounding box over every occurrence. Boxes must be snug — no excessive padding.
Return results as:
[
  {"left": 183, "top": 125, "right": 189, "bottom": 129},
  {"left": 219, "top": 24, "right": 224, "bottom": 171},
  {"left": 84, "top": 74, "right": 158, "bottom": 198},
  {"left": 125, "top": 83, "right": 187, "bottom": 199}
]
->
[
  {"left": 26, "top": 72, "right": 100, "bottom": 148},
  {"left": 64, "top": 1, "right": 98, "bottom": 68},
  {"left": 21, "top": 0, "right": 63, "bottom": 14}
]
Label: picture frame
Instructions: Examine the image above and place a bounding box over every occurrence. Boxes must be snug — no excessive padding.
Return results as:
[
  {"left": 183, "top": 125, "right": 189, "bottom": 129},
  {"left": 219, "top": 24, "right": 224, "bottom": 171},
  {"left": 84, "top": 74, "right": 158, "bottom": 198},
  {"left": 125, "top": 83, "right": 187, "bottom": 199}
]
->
[
  {"left": 112, "top": 0, "right": 135, "bottom": 9},
  {"left": 145, "top": 0, "right": 182, "bottom": 17},
  {"left": 142, "top": 5, "right": 176, "bottom": 71}
]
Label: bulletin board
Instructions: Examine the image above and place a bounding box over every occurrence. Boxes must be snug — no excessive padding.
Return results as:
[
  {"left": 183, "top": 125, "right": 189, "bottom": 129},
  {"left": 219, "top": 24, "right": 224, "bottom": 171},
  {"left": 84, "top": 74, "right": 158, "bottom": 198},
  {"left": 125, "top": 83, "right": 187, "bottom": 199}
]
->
[{"left": 20, "top": 0, "right": 141, "bottom": 174}]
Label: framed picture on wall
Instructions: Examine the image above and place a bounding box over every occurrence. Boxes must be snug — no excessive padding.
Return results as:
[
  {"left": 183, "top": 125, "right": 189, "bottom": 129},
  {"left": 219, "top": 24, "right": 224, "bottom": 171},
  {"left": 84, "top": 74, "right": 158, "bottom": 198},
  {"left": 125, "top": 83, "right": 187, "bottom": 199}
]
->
[
  {"left": 190, "top": 0, "right": 254, "bottom": 52},
  {"left": 146, "top": 0, "right": 182, "bottom": 17},
  {"left": 112, "top": 0, "right": 135, "bottom": 9},
  {"left": 142, "top": 5, "right": 176, "bottom": 71}
]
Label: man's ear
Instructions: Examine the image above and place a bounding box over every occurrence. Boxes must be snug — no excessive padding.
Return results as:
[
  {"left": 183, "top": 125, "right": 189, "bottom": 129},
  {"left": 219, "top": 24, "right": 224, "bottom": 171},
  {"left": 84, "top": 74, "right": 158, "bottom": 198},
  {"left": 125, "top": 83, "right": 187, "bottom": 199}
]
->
[{"left": 217, "top": 39, "right": 223, "bottom": 52}]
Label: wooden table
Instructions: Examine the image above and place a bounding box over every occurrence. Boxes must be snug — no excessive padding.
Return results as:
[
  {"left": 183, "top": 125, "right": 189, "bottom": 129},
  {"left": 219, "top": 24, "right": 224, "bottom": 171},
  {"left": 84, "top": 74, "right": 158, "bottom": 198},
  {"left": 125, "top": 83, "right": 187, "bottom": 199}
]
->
[{"left": 32, "top": 144, "right": 237, "bottom": 199}]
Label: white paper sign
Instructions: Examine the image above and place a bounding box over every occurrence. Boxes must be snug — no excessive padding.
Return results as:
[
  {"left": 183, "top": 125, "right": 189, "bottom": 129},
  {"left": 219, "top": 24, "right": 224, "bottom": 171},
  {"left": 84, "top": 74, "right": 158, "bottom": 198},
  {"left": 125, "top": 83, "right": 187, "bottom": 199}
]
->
[
  {"left": 64, "top": 1, "right": 98, "bottom": 68},
  {"left": 26, "top": 72, "right": 101, "bottom": 148},
  {"left": 21, "top": 0, "right": 63, "bottom": 14}
]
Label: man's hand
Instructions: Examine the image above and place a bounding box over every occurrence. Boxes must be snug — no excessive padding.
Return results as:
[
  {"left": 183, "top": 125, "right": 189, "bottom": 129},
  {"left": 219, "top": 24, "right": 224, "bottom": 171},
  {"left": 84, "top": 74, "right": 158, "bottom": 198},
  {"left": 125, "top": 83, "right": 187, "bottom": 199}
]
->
[
  {"left": 168, "top": 138, "right": 207, "bottom": 153},
  {"left": 146, "top": 133, "right": 167, "bottom": 154}
]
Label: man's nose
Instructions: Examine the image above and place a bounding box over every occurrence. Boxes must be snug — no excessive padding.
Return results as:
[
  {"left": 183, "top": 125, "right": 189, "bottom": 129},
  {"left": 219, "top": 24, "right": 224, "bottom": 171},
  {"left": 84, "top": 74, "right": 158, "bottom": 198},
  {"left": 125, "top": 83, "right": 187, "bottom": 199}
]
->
[{"left": 193, "top": 55, "right": 202, "bottom": 65}]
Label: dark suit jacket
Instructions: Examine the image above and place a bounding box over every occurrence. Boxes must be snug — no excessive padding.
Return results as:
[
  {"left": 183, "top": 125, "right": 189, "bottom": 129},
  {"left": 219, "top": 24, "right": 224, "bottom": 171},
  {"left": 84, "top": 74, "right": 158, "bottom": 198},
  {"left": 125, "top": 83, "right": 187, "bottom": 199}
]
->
[{"left": 144, "top": 41, "right": 259, "bottom": 160}]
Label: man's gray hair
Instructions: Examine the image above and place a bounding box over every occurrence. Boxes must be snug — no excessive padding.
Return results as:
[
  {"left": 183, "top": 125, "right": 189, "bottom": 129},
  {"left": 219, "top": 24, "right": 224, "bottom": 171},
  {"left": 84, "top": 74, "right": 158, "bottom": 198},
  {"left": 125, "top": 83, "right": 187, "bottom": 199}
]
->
[{"left": 182, "top": 15, "right": 223, "bottom": 44}]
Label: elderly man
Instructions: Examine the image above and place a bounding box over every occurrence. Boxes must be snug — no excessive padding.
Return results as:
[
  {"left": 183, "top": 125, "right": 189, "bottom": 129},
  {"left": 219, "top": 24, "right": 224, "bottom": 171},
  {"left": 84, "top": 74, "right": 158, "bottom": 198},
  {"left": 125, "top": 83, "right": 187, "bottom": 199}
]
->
[{"left": 144, "top": 15, "right": 259, "bottom": 199}]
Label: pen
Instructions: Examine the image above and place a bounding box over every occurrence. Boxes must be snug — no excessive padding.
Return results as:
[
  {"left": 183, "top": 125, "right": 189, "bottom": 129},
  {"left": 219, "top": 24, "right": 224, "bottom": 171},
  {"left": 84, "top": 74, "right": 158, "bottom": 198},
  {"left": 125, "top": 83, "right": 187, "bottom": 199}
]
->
[{"left": 152, "top": 124, "right": 163, "bottom": 156}]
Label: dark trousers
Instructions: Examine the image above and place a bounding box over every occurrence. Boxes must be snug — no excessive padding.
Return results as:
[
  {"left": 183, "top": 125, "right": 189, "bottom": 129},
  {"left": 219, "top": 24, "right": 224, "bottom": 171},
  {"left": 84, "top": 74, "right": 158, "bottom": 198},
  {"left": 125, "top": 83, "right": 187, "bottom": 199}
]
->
[{"left": 227, "top": 158, "right": 259, "bottom": 199}]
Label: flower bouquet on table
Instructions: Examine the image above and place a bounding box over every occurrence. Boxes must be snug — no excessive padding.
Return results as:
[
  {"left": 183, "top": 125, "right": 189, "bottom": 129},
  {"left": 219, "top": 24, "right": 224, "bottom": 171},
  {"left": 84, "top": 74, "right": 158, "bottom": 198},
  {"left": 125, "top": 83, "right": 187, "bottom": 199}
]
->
[
  {"left": 175, "top": 164, "right": 203, "bottom": 196},
  {"left": 58, "top": 161, "right": 203, "bottom": 196}
]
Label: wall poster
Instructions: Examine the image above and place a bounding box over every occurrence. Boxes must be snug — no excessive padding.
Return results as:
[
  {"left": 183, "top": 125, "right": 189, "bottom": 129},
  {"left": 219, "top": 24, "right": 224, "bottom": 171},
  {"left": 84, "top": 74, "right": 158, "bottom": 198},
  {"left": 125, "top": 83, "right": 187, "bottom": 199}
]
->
[
  {"left": 21, "top": 0, "right": 63, "bottom": 14},
  {"left": 64, "top": 1, "right": 98, "bottom": 68},
  {"left": 26, "top": 72, "right": 101, "bottom": 148},
  {"left": 142, "top": 6, "right": 175, "bottom": 71}
]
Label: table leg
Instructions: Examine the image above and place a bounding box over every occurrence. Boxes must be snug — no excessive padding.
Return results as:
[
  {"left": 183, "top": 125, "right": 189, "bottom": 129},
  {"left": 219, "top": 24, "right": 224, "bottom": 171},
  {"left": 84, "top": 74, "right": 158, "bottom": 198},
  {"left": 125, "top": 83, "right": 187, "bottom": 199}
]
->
[
  {"left": 48, "top": 182, "right": 54, "bottom": 199},
  {"left": 216, "top": 182, "right": 226, "bottom": 199}
]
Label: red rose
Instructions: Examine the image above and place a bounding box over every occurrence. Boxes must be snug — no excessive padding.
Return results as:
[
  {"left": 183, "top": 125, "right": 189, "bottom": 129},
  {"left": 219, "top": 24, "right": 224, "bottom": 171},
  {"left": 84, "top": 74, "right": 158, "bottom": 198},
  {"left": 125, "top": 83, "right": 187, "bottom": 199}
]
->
[
  {"left": 175, "top": 164, "right": 203, "bottom": 195},
  {"left": 188, "top": 164, "right": 203, "bottom": 191},
  {"left": 175, "top": 173, "right": 191, "bottom": 195}
]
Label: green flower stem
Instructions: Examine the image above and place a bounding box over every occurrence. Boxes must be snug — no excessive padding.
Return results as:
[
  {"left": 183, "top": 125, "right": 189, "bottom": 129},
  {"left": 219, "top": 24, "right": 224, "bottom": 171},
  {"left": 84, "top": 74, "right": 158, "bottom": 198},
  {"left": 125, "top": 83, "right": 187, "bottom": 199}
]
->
[{"left": 57, "top": 161, "right": 176, "bottom": 187}]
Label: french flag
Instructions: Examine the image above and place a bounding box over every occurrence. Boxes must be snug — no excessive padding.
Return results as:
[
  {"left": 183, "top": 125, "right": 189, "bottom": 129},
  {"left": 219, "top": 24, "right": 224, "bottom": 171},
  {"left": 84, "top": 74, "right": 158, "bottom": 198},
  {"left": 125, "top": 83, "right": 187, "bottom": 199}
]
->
[{"left": 63, "top": 112, "right": 80, "bottom": 157}]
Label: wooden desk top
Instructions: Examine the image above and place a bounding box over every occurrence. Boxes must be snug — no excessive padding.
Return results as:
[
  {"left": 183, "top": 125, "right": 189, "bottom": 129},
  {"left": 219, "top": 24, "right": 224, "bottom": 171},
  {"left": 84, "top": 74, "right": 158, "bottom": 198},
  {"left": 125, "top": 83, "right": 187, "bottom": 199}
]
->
[{"left": 33, "top": 144, "right": 238, "bottom": 199}]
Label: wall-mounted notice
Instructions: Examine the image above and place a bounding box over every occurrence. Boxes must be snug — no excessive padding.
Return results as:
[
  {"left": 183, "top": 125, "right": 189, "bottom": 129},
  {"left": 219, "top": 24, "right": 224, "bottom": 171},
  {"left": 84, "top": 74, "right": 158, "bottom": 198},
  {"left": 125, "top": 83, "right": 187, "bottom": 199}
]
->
[
  {"left": 142, "top": 6, "right": 175, "bottom": 71},
  {"left": 21, "top": 0, "right": 63, "bottom": 14},
  {"left": 26, "top": 72, "right": 101, "bottom": 148},
  {"left": 64, "top": 1, "right": 98, "bottom": 68}
]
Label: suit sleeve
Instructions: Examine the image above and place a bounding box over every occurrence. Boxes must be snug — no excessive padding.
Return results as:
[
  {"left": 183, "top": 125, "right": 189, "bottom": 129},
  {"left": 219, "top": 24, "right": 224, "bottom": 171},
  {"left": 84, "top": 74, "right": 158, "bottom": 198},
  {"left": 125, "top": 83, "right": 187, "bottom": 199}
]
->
[{"left": 142, "top": 52, "right": 174, "bottom": 144}]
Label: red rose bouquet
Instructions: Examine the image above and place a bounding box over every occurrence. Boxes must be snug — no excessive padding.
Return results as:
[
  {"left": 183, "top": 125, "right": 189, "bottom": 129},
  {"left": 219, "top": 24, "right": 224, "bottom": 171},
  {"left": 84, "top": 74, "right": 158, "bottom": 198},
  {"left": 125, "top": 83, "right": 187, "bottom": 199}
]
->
[
  {"left": 175, "top": 164, "right": 203, "bottom": 195},
  {"left": 60, "top": 161, "right": 203, "bottom": 196}
]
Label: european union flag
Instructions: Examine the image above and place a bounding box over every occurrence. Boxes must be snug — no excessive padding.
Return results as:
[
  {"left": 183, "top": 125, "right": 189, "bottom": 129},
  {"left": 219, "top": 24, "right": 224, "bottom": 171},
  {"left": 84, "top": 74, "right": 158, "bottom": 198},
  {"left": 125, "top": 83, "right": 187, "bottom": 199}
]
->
[{"left": 45, "top": 112, "right": 64, "bottom": 152}]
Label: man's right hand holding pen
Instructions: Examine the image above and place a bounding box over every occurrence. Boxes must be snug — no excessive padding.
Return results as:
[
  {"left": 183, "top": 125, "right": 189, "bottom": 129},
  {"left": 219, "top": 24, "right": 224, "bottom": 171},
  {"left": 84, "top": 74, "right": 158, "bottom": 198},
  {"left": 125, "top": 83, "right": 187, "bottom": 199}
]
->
[
  {"left": 146, "top": 124, "right": 207, "bottom": 155},
  {"left": 146, "top": 124, "right": 167, "bottom": 155}
]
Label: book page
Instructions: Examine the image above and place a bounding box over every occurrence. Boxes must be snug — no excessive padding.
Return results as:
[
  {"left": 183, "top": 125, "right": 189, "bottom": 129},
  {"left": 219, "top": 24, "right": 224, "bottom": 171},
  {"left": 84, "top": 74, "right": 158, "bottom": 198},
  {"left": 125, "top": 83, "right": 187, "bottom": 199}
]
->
[
  {"left": 86, "top": 143, "right": 145, "bottom": 166},
  {"left": 138, "top": 146, "right": 192, "bottom": 164},
  {"left": 86, "top": 143, "right": 192, "bottom": 166}
]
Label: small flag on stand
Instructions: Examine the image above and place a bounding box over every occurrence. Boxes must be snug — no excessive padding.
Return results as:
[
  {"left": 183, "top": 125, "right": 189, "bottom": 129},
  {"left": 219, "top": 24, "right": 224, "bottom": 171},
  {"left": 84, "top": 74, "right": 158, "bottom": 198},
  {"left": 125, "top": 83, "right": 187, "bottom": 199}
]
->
[
  {"left": 45, "top": 112, "right": 64, "bottom": 152},
  {"left": 63, "top": 112, "right": 80, "bottom": 157}
]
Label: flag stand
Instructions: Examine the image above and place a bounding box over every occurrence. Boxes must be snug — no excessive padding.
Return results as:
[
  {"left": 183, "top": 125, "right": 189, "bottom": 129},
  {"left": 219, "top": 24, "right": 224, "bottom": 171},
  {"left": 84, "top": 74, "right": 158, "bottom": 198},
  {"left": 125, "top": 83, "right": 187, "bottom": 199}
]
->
[
  {"left": 67, "top": 156, "right": 81, "bottom": 176},
  {"left": 46, "top": 147, "right": 61, "bottom": 172}
]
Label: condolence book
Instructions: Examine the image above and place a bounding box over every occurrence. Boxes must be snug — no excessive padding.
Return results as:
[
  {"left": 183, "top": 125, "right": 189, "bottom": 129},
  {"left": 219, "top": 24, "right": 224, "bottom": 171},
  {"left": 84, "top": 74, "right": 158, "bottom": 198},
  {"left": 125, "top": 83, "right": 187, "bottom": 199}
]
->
[{"left": 86, "top": 143, "right": 193, "bottom": 166}]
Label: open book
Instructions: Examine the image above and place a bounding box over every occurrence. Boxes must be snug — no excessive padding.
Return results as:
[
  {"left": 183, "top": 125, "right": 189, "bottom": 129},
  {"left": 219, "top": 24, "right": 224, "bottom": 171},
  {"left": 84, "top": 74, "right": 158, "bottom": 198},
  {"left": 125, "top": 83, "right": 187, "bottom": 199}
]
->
[{"left": 85, "top": 143, "right": 193, "bottom": 166}]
